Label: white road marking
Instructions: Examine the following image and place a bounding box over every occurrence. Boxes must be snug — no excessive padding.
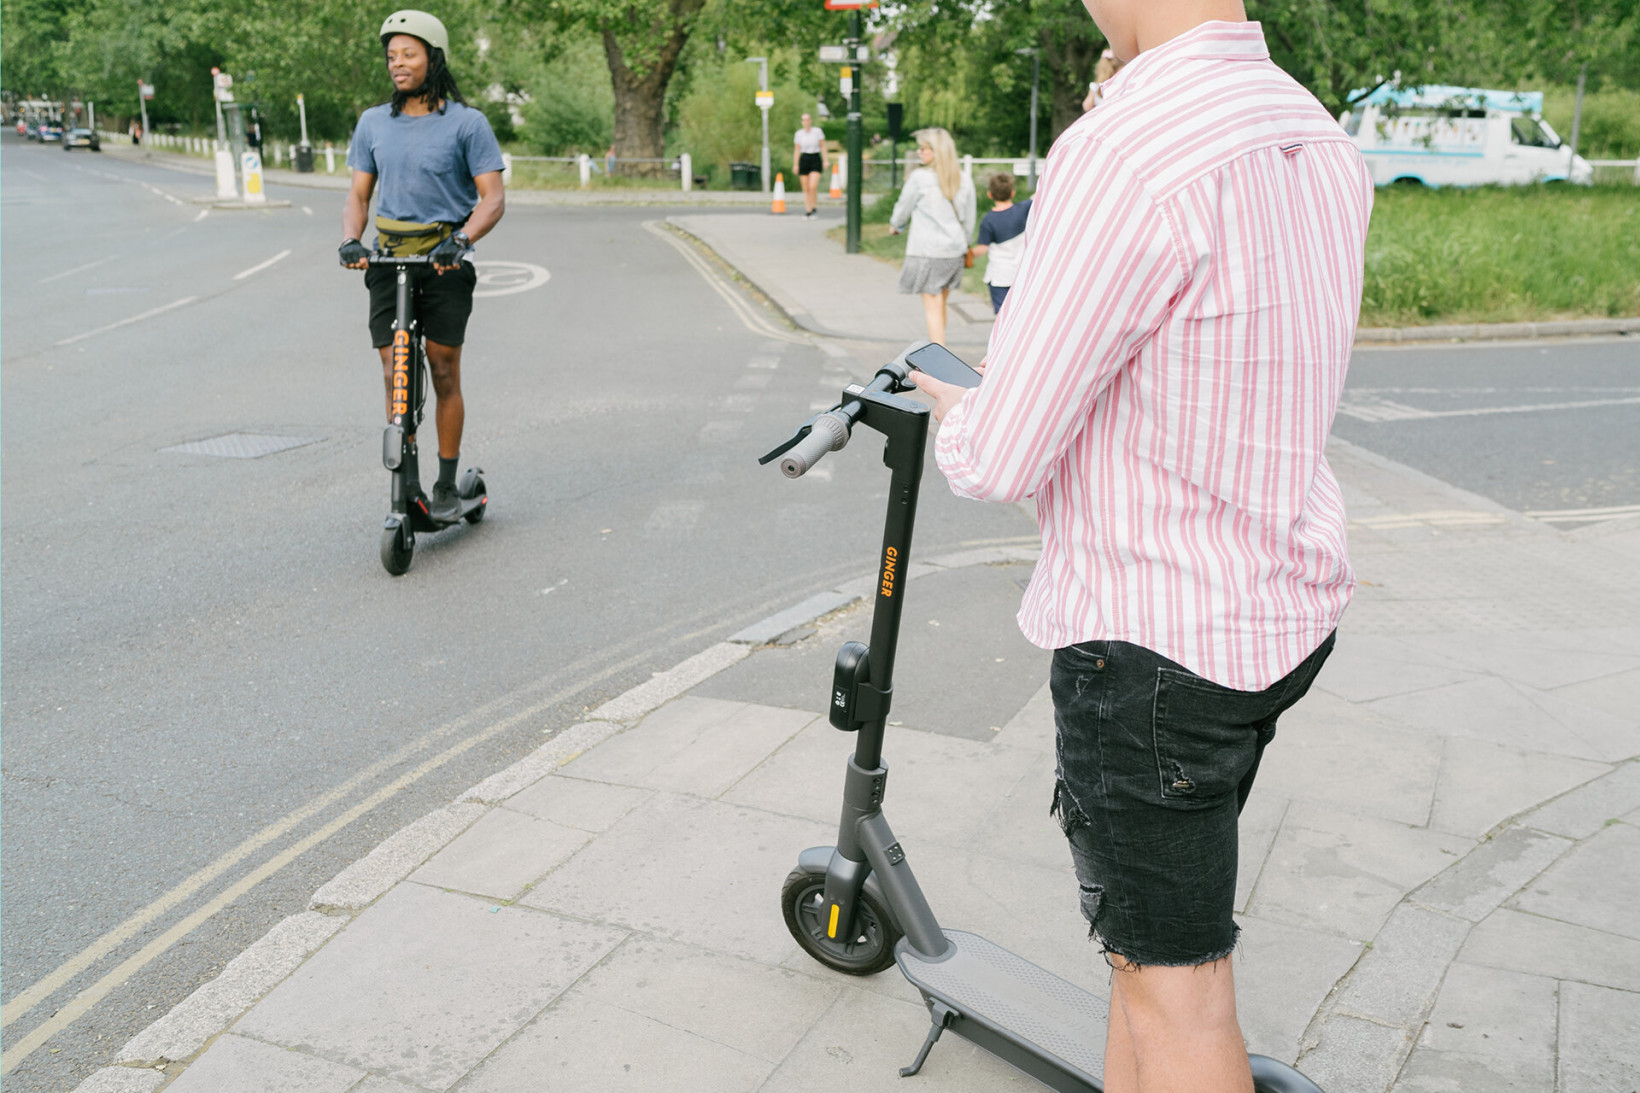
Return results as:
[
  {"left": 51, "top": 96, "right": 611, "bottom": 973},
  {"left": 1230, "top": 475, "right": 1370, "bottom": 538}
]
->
[
  {"left": 1524, "top": 503, "right": 1640, "bottom": 524},
  {"left": 1339, "top": 393, "right": 1640, "bottom": 422},
  {"left": 302, "top": 206, "right": 313, "bottom": 216},
  {"left": 39, "top": 257, "right": 111, "bottom": 285},
  {"left": 232, "top": 249, "right": 293, "bottom": 281},
  {"left": 194, "top": 208, "right": 209, "bottom": 222},
  {"left": 470, "top": 260, "right": 550, "bottom": 297},
  {"left": 56, "top": 296, "right": 198, "bottom": 346}
]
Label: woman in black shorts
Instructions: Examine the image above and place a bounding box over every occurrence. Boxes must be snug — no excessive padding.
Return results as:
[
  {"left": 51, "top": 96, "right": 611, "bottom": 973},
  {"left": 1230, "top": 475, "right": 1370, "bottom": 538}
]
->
[{"left": 792, "top": 114, "right": 828, "bottom": 218}]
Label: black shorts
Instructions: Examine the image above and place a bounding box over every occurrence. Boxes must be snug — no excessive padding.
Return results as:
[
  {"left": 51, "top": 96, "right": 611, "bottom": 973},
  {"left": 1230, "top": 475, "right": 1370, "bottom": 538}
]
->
[
  {"left": 798, "top": 152, "right": 823, "bottom": 176},
  {"left": 1049, "top": 634, "right": 1335, "bottom": 967},
  {"left": 365, "top": 260, "right": 477, "bottom": 349}
]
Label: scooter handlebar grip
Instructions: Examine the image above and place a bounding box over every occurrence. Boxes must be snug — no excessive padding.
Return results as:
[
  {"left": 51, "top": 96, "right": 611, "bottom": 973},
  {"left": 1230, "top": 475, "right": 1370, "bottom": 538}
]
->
[{"left": 780, "top": 412, "right": 851, "bottom": 478}]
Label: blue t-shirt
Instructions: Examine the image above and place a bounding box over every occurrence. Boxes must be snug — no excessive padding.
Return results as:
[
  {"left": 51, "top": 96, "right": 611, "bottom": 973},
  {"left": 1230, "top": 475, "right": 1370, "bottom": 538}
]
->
[
  {"left": 347, "top": 101, "right": 505, "bottom": 224},
  {"left": 976, "top": 198, "right": 1032, "bottom": 248}
]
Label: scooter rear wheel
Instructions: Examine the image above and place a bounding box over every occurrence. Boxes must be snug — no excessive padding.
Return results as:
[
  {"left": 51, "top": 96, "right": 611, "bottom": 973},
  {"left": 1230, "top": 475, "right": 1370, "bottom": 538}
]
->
[
  {"left": 381, "top": 523, "right": 413, "bottom": 575},
  {"left": 782, "top": 869, "right": 901, "bottom": 975}
]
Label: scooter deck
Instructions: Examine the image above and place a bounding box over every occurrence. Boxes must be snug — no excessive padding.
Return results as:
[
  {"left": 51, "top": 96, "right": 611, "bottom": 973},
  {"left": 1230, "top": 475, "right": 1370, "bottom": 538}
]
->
[
  {"left": 402, "top": 492, "right": 485, "bottom": 533},
  {"left": 897, "top": 930, "right": 1107, "bottom": 1092}
]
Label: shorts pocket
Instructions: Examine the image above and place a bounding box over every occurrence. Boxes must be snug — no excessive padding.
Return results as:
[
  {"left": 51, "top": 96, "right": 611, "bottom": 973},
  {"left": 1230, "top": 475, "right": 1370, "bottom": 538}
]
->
[{"left": 1150, "top": 669, "right": 1260, "bottom": 809}]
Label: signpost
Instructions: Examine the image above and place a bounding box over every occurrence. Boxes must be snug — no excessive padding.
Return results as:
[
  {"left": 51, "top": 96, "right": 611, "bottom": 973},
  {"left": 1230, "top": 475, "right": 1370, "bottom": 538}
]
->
[
  {"left": 746, "top": 57, "right": 771, "bottom": 193},
  {"left": 210, "top": 68, "right": 238, "bottom": 199},
  {"left": 821, "top": 0, "right": 876, "bottom": 253},
  {"left": 1016, "top": 48, "right": 1041, "bottom": 189},
  {"left": 137, "top": 79, "right": 153, "bottom": 143}
]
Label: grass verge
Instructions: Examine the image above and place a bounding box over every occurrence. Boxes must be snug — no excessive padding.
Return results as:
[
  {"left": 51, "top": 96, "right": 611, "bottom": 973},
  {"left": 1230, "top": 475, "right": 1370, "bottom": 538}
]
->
[{"left": 838, "top": 183, "right": 1640, "bottom": 326}]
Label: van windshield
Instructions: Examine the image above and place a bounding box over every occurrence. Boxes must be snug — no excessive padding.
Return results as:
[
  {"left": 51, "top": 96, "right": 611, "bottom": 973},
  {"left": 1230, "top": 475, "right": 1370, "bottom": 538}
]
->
[{"left": 1510, "top": 116, "right": 1560, "bottom": 148}]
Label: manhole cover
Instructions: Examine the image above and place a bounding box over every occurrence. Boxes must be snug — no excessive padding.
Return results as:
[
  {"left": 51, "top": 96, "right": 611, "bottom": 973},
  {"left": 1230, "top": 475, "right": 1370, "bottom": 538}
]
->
[{"left": 162, "top": 433, "right": 324, "bottom": 459}]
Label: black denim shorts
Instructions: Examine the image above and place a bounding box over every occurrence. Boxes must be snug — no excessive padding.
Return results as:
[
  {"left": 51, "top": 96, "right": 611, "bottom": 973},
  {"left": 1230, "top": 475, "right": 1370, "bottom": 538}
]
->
[
  {"left": 1050, "top": 634, "right": 1335, "bottom": 968},
  {"left": 365, "top": 260, "right": 477, "bottom": 348}
]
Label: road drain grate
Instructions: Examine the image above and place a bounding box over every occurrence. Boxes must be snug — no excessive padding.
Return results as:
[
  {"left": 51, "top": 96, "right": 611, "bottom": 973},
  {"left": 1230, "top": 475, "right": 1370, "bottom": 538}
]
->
[{"left": 162, "top": 433, "right": 324, "bottom": 459}]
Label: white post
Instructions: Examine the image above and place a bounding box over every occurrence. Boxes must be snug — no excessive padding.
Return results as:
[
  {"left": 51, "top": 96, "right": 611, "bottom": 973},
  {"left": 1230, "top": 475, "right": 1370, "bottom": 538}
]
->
[
  {"left": 579, "top": 153, "right": 592, "bottom": 188},
  {"left": 501, "top": 151, "right": 513, "bottom": 185},
  {"left": 962, "top": 153, "right": 973, "bottom": 189},
  {"left": 325, "top": 142, "right": 335, "bottom": 173},
  {"left": 297, "top": 93, "right": 310, "bottom": 146},
  {"left": 681, "top": 152, "right": 692, "bottom": 192}
]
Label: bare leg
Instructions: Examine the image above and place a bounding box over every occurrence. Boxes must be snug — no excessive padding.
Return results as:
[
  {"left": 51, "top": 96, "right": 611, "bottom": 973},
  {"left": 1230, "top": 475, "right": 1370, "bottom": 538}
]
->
[
  {"left": 424, "top": 339, "right": 464, "bottom": 460},
  {"left": 1103, "top": 982, "right": 1140, "bottom": 1093},
  {"left": 1108, "top": 954, "right": 1253, "bottom": 1093},
  {"left": 802, "top": 172, "right": 819, "bottom": 212},
  {"left": 921, "top": 291, "right": 948, "bottom": 346},
  {"left": 378, "top": 345, "right": 394, "bottom": 423}
]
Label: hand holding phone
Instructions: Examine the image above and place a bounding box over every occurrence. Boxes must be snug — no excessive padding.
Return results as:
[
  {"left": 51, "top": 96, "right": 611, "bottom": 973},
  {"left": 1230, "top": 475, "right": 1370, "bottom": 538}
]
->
[{"left": 906, "top": 342, "right": 984, "bottom": 389}]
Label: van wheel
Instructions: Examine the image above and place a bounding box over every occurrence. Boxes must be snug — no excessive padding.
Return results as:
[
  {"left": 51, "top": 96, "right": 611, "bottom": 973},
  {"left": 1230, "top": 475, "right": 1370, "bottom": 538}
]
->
[{"left": 1390, "top": 176, "right": 1425, "bottom": 187}]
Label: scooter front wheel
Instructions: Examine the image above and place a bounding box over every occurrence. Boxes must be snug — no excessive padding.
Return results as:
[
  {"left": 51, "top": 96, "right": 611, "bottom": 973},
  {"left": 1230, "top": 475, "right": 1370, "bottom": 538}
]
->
[
  {"left": 381, "top": 523, "right": 414, "bottom": 575},
  {"left": 782, "top": 868, "right": 901, "bottom": 975}
]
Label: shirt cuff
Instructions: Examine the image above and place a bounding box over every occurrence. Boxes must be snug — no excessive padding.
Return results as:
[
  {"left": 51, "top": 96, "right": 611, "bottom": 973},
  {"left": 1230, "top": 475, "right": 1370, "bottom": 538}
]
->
[{"left": 933, "top": 396, "right": 984, "bottom": 500}]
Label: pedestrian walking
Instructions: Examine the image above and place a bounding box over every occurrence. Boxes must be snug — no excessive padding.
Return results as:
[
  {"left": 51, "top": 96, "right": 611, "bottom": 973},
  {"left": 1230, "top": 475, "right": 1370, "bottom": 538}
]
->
[
  {"left": 912, "top": 6, "right": 1373, "bottom": 1092},
  {"left": 972, "top": 173, "right": 1031, "bottom": 313},
  {"left": 792, "top": 114, "right": 828, "bottom": 217},
  {"left": 887, "top": 127, "right": 976, "bottom": 346},
  {"left": 604, "top": 144, "right": 615, "bottom": 177},
  {"left": 1082, "top": 48, "right": 1127, "bottom": 112}
]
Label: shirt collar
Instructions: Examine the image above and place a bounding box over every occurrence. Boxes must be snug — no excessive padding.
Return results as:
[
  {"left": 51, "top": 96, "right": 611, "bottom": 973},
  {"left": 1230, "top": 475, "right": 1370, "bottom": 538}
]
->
[{"left": 1100, "top": 21, "right": 1269, "bottom": 103}]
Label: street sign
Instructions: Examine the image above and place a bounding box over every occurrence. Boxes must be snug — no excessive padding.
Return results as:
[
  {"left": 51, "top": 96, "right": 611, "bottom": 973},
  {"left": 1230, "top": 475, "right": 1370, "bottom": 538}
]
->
[
  {"left": 823, "top": 0, "right": 877, "bottom": 7},
  {"left": 139, "top": 82, "right": 155, "bottom": 100},
  {"left": 213, "top": 71, "right": 234, "bottom": 104},
  {"left": 755, "top": 90, "right": 774, "bottom": 109},
  {"left": 819, "top": 45, "right": 871, "bottom": 63},
  {"left": 839, "top": 66, "right": 853, "bottom": 98}
]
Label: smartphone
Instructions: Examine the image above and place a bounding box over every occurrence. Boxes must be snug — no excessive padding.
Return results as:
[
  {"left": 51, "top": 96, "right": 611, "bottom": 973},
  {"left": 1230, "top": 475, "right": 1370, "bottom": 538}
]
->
[{"left": 906, "top": 342, "right": 984, "bottom": 388}]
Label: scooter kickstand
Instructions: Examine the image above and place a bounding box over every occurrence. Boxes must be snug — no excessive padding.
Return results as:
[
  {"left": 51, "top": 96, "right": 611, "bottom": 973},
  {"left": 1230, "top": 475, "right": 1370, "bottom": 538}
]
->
[{"left": 900, "top": 1001, "right": 956, "bottom": 1077}]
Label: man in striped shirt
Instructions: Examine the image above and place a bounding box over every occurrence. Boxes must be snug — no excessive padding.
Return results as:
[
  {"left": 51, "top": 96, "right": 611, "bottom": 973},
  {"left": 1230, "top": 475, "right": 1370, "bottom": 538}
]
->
[{"left": 914, "top": 3, "right": 1373, "bottom": 1091}]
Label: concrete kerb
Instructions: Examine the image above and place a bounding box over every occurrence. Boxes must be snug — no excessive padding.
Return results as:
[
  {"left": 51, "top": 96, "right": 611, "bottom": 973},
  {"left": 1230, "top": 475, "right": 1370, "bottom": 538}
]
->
[{"left": 74, "top": 545, "right": 1041, "bottom": 1093}]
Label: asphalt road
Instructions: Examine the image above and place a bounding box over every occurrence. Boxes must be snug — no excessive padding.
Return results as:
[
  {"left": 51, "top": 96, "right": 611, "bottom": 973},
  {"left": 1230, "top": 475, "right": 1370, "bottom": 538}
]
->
[
  {"left": 3, "top": 136, "right": 1635, "bottom": 1092},
  {"left": 0, "top": 138, "right": 1037, "bottom": 1092},
  {"left": 1337, "top": 338, "right": 1640, "bottom": 525}
]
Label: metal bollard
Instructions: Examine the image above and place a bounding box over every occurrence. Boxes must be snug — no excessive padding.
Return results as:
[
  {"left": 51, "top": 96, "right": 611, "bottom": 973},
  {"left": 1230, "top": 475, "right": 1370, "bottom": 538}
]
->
[
  {"left": 681, "top": 152, "right": 692, "bottom": 193},
  {"left": 579, "top": 153, "right": 592, "bottom": 189},
  {"left": 325, "top": 142, "right": 335, "bottom": 173}
]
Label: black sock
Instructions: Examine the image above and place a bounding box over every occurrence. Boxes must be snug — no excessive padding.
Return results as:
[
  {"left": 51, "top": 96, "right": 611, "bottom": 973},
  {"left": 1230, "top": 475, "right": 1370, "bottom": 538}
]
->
[{"left": 437, "top": 455, "right": 459, "bottom": 490}]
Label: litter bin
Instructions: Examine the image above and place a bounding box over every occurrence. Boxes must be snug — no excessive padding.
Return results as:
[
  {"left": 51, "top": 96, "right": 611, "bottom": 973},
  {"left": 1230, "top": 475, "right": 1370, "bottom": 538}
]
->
[
  {"left": 295, "top": 143, "right": 315, "bottom": 173},
  {"left": 729, "top": 161, "right": 761, "bottom": 191}
]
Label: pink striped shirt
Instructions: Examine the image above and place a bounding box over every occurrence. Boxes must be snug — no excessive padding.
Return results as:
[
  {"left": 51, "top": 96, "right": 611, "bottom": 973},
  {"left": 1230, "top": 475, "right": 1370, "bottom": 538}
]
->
[{"left": 935, "top": 21, "right": 1373, "bottom": 690}]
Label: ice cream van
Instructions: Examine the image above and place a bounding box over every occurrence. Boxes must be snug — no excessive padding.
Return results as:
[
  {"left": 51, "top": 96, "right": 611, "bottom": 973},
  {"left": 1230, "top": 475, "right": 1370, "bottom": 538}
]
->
[{"left": 1341, "top": 85, "right": 1594, "bottom": 187}]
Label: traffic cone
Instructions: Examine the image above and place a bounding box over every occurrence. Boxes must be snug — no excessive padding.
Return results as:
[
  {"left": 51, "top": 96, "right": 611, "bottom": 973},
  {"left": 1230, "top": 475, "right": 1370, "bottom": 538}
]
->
[
  {"left": 771, "top": 172, "right": 787, "bottom": 214},
  {"left": 828, "top": 163, "right": 843, "bottom": 199}
]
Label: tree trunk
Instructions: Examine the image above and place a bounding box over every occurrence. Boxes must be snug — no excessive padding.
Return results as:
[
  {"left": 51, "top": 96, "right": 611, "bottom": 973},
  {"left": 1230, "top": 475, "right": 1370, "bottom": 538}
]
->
[
  {"left": 1042, "top": 29, "right": 1101, "bottom": 142},
  {"left": 600, "top": 0, "right": 704, "bottom": 178}
]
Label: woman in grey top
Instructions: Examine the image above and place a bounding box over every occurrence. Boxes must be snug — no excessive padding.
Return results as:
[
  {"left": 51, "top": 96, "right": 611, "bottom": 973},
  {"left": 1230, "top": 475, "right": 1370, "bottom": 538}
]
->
[{"left": 889, "top": 127, "right": 976, "bottom": 346}]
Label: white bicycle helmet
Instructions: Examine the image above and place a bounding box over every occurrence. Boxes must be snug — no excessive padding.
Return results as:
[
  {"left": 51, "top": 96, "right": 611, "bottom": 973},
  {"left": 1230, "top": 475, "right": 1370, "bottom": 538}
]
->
[{"left": 380, "top": 10, "right": 449, "bottom": 54}]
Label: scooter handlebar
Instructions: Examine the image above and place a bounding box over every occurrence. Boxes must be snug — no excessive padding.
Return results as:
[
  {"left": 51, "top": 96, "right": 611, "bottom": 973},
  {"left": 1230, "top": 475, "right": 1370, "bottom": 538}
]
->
[{"left": 780, "top": 410, "right": 853, "bottom": 478}]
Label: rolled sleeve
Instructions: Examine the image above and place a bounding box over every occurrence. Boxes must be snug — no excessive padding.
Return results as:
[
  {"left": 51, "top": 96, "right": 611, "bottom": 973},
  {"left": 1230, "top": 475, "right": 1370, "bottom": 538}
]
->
[{"left": 934, "top": 137, "right": 1183, "bottom": 504}]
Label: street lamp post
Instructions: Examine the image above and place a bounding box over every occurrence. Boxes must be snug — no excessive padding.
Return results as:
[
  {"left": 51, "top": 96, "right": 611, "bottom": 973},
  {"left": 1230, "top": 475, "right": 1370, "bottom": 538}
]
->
[
  {"left": 746, "top": 57, "right": 770, "bottom": 193},
  {"left": 845, "top": 11, "right": 864, "bottom": 254},
  {"left": 1016, "top": 47, "right": 1040, "bottom": 191}
]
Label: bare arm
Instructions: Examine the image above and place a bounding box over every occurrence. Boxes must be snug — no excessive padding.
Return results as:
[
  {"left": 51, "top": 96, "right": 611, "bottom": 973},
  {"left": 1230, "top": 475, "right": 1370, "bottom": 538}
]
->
[
  {"left": 341, "top": 170, "right": 376, "bottom": 267},
  {"left": 462, "top": 171, "right": 505, "bottom": 242}
]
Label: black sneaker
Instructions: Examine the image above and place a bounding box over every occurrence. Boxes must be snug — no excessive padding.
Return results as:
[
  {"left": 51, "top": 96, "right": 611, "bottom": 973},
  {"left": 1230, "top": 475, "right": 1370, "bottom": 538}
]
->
[{"left": 429, "top": 481, "right": 462, "bottom": 523}]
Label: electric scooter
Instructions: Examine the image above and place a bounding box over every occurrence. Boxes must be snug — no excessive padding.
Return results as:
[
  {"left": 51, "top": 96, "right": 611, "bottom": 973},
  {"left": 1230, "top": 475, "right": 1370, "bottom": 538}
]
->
[
  {"left": 371, "top": 253, "right": 487, "bottom": 575},
  {"left": 760, "top": 348, "right": 1325, "bottom": 1093}
]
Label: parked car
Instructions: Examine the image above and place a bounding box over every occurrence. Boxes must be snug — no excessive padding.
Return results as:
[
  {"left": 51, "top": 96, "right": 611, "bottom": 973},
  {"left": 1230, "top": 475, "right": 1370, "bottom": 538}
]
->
[
  {"left": 37, "top": 121, "right": 63, "bottom": 143},
  {"left": 62, "top": 127, "right": 101, "bottom": 151},
  {"left": 1341, "top": 85, "right": 1593, "bottom": 187}
]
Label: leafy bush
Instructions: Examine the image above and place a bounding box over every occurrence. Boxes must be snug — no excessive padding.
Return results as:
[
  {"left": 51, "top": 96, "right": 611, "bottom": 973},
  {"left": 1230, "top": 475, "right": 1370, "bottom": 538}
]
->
[
  {"left": 1542, "top": 86, "right": 1640, "bottom": 159},
  {"left": 517, "top": 35, "right": 613, "bottom": 156}
]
